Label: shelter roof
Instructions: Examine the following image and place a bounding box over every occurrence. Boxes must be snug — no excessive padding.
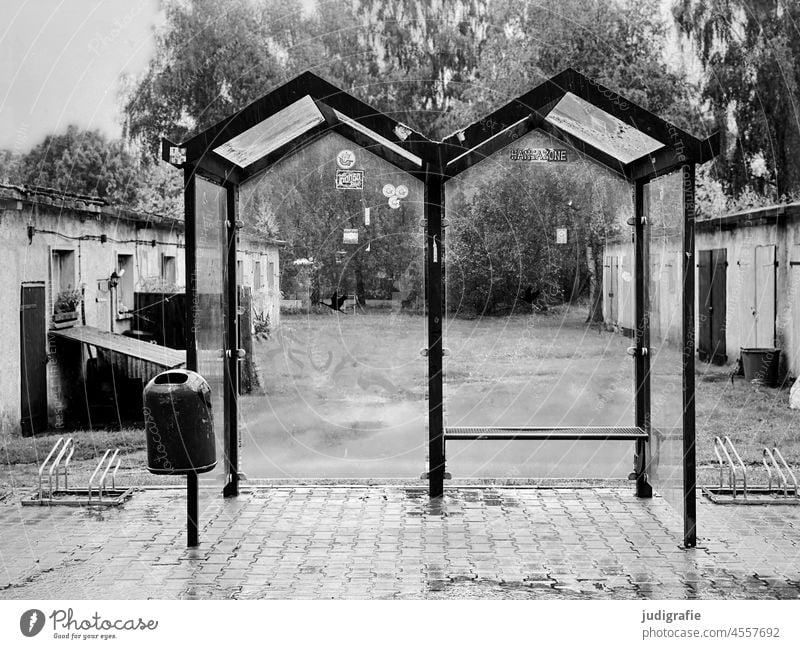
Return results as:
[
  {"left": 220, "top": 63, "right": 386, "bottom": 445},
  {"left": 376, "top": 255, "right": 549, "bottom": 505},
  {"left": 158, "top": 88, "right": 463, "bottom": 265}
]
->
[
  {"left": 441, "top": 68, "right": 719, "bottom": 181},
  {"left": 162, "top": 71, "right": 434, "bottom": 183},
  {"left": 163, "top": 68, "right": 719, "bottom": 184}
]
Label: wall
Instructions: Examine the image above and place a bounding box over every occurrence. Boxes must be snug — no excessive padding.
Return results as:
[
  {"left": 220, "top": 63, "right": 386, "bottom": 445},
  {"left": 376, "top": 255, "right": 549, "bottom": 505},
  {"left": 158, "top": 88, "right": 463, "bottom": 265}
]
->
[
  {"left": 1, "top": 184, "right": 280, "bottom": 437},
  {"left": 602, "top": 202, "right": 800, "bottom": 377},
  {"left": 238, "top": 235, "right": 281, "bottom": 331}
]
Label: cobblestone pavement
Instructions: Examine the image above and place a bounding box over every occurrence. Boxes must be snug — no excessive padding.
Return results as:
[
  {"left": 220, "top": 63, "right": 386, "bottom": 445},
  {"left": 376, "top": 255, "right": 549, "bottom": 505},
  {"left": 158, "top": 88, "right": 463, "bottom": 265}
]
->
[{"left": 0, "top": 487, "right": 799, "bottom": 599}]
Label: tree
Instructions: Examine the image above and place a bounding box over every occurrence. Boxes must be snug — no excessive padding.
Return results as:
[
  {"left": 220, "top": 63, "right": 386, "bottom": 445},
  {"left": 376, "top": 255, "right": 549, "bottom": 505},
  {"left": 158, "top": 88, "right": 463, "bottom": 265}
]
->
[
  {"left": 0, "top": 125, "right": 182, "bottom": 216},
  {"left": 443, "top": 0, "right": 700, "bottom": 320},
  {"left": 124, "top": 0, "right": 311, "bottom": 156},
  {"left": 0, "top": 148, "right": 22, "bottom": 185},
  {"left": 674, "top": 0, "right": 800, "bottom": 198},
  {"left": 446, "top": 142, "right": 630, "bottom": 320},
  {"left": 7, "top": 125, "right": 142, "bottom": 204},
  {"left": 239, "top": 131, "right": 423, "bottom": 308},
  {"left": 121, "top": 0, "right": 700, "bottom": 324},
  {"left": 123, "top": 0, "right": 494, "bottom": 151}
]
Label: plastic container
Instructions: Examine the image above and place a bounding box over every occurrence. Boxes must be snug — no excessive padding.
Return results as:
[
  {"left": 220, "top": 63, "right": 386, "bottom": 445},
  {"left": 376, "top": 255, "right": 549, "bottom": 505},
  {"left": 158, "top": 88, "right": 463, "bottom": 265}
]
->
[
  {"left": 740, "top": 348, "right": 781, "bottom": 387},
  {"left": 143, "top": 370, "right": 217, "bottom": 474}
]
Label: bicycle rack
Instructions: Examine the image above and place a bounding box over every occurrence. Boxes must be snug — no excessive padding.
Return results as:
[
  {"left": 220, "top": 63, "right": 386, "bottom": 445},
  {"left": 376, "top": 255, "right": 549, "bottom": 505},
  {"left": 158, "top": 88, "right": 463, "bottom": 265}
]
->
[
  {"left": 23, "top": 442, "right": 133, "bottom": 507},
  {"left": 763, "top": 447, "right": 799, "bottom": 497},
  {"left": 702, "top": 438, "right": 799, "bottom": 505},
  {"left": 88, "top": 449, "right": 121, "bottom": 502},
  {"left": 714, "top": 436, "right": 748, "bottom": 499},
  {"left": 37, "top": 437, "right": 74, "bottom": 501}
]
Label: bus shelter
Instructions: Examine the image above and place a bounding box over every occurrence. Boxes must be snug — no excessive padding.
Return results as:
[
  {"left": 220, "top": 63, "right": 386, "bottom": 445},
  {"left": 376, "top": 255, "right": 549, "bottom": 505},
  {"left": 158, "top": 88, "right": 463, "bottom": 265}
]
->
[{"left": 163, "top": 68, "right": 717, "bottom": 548}]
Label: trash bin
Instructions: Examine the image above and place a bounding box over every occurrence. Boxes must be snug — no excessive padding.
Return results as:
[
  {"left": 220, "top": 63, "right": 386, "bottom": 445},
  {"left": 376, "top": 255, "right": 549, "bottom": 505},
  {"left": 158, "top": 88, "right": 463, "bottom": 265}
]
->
[
  {"left": 740, "top": 348, "right": 781, "bottom": 387},
  {"left": 143, "top": 370, "right": 216, "bottom": 474}
]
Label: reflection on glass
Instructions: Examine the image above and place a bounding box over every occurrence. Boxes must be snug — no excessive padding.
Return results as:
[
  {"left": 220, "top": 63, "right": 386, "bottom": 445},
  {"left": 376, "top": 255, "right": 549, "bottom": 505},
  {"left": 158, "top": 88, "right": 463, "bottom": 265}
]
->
[
  {"left": 236, "top": 132, "right": 426, "bottom": 478},
  {"left": 194, "top": 177, "right": 227, "bottom": 478},
  {"left": 646, "top": 170, "right": 685, "bottom": 511},
  {"left": 444, "top": 129, "right": 637, "bottom": 478}
]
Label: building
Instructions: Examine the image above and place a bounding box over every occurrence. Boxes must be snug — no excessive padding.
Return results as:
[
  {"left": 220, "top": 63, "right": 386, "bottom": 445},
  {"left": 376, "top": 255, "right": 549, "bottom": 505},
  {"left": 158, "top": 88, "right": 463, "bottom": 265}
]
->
[
  {"left": 0, "top": 183, "right": 281, "bottom": 437},
  {"left": 603, "top": 200, "right": 800, "bottom": 378}
]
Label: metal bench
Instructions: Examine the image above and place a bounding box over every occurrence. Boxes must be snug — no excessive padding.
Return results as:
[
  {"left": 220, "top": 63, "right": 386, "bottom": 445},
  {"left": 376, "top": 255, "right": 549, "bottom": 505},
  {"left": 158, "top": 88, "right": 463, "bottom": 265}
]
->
[{"left": 444, "top": 426, "right": 648, "bottom": 441}]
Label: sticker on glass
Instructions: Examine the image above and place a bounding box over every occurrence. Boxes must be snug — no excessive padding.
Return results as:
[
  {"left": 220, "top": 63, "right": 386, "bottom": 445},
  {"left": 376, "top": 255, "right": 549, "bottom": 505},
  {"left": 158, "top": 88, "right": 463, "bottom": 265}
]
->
[{"left": 337, "top": 150, "right": 356, "bottom": 169}]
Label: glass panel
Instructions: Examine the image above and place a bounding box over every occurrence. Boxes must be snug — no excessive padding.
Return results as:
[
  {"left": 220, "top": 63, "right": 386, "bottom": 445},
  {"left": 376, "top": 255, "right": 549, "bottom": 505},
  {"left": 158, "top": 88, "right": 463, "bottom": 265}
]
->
[
  {"left": 444, "top": 128, "right": 636, "bottom": 479},
  {"left": 646, "top": 170, "right": 685, "bottom": 510},
  {"left": 194, "top": 177, "right": 227, "bottom": 484},
  {"left": 545, "top": 92, "right": 663, "bottom": 164},
  {"left": 237, "top": 131, "right": 425, "bottom": 479},
  {"left": 214, "top": 95, "right": 325, "bottom": 167}
]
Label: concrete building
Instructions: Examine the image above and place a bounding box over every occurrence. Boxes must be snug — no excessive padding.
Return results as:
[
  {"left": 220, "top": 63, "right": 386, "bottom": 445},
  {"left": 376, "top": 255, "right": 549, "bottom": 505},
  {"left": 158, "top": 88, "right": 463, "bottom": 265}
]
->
[
  {"left": 603, "top": 201, "right": 800, "bottom": 378},
  {"left": 0, "top": 184, "right": 280, "bottom": 437}
]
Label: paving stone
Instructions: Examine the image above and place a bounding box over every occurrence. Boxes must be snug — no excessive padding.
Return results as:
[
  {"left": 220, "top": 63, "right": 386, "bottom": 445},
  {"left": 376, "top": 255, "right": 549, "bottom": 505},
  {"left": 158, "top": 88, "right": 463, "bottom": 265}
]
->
[{"left": 2, "top": 486, "right": 800, "bottom": 600}]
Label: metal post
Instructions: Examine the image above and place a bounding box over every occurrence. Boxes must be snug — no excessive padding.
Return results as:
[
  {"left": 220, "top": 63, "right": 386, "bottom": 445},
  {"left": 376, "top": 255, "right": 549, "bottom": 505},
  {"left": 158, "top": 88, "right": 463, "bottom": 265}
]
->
[
  {"left": 187, "top": 471, "right": 199, "bottom": 547},
  {"left": 682, "top": 163, "right": 697, "bottom": 548},
  {"left": 223, "top": 182, "right": 239, "bottom": 498},
  {"left": 425, "top": 157, "right": 445, "bottom": 497},
  {"left": 184, "top": 167, "right": 198, "bottom": 371},
  {"left": 633, "top": 179, "right": 653, "bottom": 498}
]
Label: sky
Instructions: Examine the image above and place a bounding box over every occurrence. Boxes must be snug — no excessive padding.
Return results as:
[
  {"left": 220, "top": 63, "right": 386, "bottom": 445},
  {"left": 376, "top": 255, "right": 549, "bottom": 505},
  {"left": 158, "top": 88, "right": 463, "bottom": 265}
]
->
[{"left": 0, "top": 0, "right": 163, "bottom": 152}]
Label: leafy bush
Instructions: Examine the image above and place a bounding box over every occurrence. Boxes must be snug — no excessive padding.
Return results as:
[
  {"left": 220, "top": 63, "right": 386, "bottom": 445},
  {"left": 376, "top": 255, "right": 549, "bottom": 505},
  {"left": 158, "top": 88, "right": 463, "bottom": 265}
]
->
[
  {"left": 54, "top": 289, "right": 82, "bottom": 314},
  {"left": 253, "top": 310, "right": 271, "bottom": 340}
]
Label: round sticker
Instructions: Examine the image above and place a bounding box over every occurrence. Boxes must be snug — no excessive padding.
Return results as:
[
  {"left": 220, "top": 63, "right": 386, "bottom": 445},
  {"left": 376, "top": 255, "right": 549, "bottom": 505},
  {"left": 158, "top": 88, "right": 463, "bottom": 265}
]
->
[
  {"left": 336, "top": 150, "right": 356, "bottom": 169},
  {"left": 382, "top": 184, "right": 396, "bottom": 198},
  {"left": 388, "top": 196, "right": 401, "bottom": 209},
  {"left": 395, "top": 184, "right": 408, "bottom": 199}
]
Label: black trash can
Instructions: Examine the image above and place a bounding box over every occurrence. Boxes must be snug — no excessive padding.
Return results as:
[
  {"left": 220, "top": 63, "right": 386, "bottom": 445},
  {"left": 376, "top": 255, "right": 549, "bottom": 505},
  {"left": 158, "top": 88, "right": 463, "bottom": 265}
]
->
[
  {"left": 143, "top": 370, "right": 216, "bottom": 474},
  {"left": 740, "top": 348, "right": 781, "bottom": 387}
]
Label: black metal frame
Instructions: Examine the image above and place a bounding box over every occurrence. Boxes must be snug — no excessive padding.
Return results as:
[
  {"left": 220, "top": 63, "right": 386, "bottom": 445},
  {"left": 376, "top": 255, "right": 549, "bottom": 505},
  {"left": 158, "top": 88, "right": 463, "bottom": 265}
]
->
[
  {"left": 437, "top": 69, "right": 715, "bottom": 548},
  {"left": 165, "top": 72, "right": 435, "bottom": 500},
  {"left": 165, "top": 67, "right": 717, "bottom": 549}
]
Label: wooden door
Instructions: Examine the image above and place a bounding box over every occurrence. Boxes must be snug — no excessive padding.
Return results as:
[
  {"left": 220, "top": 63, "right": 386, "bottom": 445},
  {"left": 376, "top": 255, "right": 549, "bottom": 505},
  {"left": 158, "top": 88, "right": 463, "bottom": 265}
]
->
[
  {"left": 754, "top": 245, "right": 776, "bottom": 348},
  {"left": 649, "top": 252, "right": 661, "bottom": 340},
  {"left": 698, "top": 250, "right": 712, "bottom": 361},
  {"left": 698, "top": 249, "right": 727, "bottom": 364},
  {"left": 20, "top": 284, "right": 47, "bottom": 436},
  {"left": 710, "top": 249, "right": 727, "bottom": 363},
  {"left": 609, "top": 256, "right": 618, "bottom": 323}
]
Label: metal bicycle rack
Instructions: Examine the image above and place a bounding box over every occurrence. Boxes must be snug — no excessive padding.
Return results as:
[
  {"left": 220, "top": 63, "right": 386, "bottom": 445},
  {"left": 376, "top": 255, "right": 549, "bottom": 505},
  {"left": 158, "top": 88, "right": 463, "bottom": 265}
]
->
[
  {"left": 22, "top": 439, "right": 134, "bottom": 507},
  {"left": 702, "top": 436, "right": 800, "bottom": 504}
]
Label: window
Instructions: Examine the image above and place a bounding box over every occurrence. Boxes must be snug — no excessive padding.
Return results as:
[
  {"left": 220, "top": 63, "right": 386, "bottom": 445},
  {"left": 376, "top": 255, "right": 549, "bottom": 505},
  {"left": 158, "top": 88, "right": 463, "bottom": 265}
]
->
[
  {"left": 116, "top": 254, "right": 134, "bottom": 315},
  {"left": 267, "top": 261, "right": 274, "bottom": 290},
  {"left": 254, "top": 260, "right": 262, "bottom": 290},
  {"left": 161, "top": 254, "right": 176, "bottom": 285},
  {"left": 237, "top": 259, "right": 243, "bottom": 286},
  {"left": 52, "top": 249, "right": 75, "bottom": 293}
]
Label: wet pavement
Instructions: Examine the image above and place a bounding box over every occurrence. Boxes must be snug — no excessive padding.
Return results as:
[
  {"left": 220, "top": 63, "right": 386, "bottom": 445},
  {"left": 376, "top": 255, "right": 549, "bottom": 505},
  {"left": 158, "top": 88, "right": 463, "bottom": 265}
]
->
[{"left": 0, "top": 486, "right": 799, "bottom": 599}]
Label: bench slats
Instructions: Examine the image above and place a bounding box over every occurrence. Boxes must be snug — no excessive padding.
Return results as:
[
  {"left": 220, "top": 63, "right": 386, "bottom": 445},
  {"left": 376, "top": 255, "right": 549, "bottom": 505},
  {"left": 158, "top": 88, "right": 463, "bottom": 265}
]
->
[{"left": 444, "top": 426, "right": 647, "bottom": 441}]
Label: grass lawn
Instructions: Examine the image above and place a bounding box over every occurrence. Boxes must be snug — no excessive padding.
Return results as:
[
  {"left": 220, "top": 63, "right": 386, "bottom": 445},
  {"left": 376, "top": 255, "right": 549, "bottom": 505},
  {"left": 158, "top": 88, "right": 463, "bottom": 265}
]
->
[{"left": 2, "top": 305, "right": 798, "bottom": 495}]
